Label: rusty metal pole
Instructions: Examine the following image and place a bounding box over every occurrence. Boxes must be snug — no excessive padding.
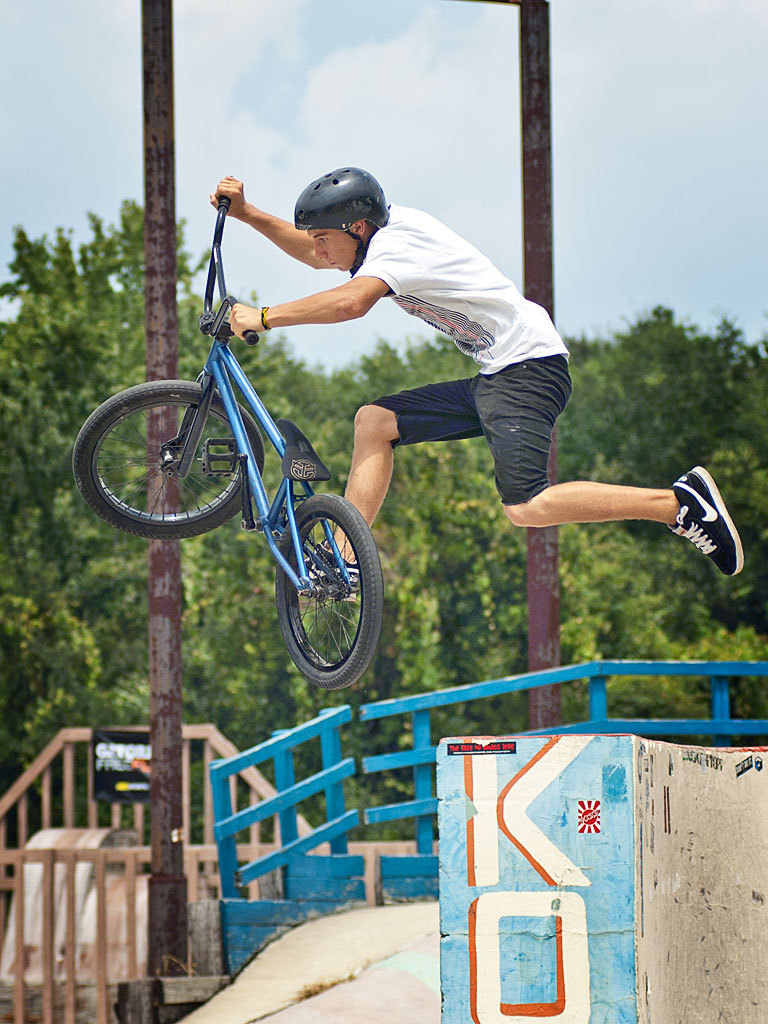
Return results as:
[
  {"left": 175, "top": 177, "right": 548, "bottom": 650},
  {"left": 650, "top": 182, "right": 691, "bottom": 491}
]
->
[
  {"left": 142, "top": 0, "right": 188, "bottom": 976},
  {"left": 519, "top": 0, "right": 562, "bottom": 727}
]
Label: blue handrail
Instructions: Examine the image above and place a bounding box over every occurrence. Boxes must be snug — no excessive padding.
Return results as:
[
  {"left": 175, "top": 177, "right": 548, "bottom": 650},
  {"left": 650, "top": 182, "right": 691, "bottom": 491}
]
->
[
  {"left": 210, "top": 705, "right": 358, "bottom": 897},
  {"left": 209, "top": 661, "right": 768, "bottom": 891},
  {"left": 207, "top": 660, "right": 768, "bottom": 968},
  {"left": 359, "top": 660, "right": 768, "bottom": 854}
]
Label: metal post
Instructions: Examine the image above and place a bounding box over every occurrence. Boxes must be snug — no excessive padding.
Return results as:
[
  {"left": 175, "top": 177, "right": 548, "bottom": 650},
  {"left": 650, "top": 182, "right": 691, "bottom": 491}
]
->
[
  {"left": 142, "top": 0, "right": 188, "bottom": 976},
  {"left": 519, "top": 0, "right": 562, "bottom": 727},
  {"left": 710, "top": 675, "right": 731, "bottom": 748}
]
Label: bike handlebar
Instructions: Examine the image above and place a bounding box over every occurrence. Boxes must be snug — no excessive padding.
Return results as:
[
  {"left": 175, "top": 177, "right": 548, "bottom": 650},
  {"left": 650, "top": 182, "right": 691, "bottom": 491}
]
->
[{"left": 200, "top": 196, "right": 260, "bottom": 345}]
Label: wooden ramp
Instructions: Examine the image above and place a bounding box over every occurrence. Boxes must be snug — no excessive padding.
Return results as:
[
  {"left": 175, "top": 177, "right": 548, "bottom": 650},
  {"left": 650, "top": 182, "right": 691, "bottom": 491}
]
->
[{"left": 180, "top": 901, "right": 439, "bottom": 1024}]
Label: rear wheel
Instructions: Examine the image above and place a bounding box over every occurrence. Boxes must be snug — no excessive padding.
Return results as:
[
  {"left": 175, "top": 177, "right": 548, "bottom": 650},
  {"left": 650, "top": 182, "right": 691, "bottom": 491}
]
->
[
  {"left": 73, "top": 380, "right": 265, "bottom": 539},
  {"left": 275, "top": 494, "right": 383, "bottom": 689}
]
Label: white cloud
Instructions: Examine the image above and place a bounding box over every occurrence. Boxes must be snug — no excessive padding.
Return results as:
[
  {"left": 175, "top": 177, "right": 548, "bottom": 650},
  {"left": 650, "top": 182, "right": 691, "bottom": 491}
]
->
[{"left": 2, "top": 0, "right": 767, "bottom": 368}]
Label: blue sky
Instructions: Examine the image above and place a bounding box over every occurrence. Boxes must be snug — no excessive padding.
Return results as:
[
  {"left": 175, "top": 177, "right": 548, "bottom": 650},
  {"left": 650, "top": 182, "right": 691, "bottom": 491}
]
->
[{"left": 2, "top": 0, "right": 766, "bottom": 369}]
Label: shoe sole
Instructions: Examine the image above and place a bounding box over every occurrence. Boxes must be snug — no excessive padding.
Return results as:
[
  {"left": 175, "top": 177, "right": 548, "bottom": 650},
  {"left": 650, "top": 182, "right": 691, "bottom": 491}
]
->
[{"left": 690, "top": 465, "right": 744, "bottom": 576}]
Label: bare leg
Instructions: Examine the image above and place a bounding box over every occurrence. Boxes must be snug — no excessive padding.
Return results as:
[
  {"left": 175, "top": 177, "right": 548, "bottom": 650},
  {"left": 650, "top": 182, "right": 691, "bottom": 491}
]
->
[
  {"left": 504, "top": 480, "right": 679, "bottom": 529},
  {"left": 344, "top": 404, "right": 399, "bottom": 527}
]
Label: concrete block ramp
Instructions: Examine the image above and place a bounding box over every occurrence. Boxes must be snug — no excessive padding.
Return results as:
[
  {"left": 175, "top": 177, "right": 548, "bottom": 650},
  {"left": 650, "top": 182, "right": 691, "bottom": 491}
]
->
[{"left": 438, "top": 734, "right": 768, "bottom": 1024}]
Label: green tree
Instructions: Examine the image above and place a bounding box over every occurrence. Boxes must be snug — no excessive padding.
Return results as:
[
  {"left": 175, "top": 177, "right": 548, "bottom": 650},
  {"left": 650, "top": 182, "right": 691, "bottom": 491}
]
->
[
  {"left": 0, "top": 203, "right": 196, "bottom": 777},
  {"left": 1, "top": 200, "right": 766, "bottom": 815},
  {"left": 560, "top": 306, "right": 768, "bottom": 638}
]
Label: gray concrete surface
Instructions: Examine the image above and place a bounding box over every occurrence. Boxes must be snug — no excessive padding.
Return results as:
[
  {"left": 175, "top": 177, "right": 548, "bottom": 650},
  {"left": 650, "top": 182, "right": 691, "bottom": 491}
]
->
[{"left": 181, "top": 901, "right": 440, "bottom": 1024}]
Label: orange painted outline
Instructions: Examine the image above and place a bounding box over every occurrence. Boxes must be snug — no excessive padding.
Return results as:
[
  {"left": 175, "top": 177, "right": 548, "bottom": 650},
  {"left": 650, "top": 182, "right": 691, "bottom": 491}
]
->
[
  {"left": 501, "top": 915, "right": 566, "bottom": 1017},
  {"left": 469, "top": 897, "right": 481, "bottom": 1024},
  {"left": 496, "top": 737, "right": 561, "bottom": 887},
  {"left": 469, "top": 904, "right": 566, "bottom": 1020},
  {"left": 465, "top": 755, "right": 477, "bottom": 886}
]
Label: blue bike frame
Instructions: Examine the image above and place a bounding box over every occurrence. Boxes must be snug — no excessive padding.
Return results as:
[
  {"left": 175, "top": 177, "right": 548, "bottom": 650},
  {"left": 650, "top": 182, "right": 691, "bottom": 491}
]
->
[
  {"left": 204, "top": 342, "right": 314, "bottom": 591},
  {"left": 197, "top": 200, "right": 349, "bottom": 595}
]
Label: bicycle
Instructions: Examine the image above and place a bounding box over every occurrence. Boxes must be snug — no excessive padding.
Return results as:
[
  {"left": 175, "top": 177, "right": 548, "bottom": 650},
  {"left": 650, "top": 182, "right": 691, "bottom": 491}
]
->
[{"left": 73, "top": 198, "right": 383, "bottom": 690}]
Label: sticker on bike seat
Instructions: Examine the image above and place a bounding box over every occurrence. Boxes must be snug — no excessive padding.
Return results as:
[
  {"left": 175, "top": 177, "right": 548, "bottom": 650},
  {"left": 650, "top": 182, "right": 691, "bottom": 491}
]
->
[{"left": 290, "top": 459, "right": 318, "bottom": 480}]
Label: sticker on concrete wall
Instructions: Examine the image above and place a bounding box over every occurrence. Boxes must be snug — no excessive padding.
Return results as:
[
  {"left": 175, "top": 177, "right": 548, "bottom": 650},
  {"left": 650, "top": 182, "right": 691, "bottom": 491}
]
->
[
  {"left": 577, "top": 800, "right": 601, "bottom": 834},
  {"left": 447, "top": 740, "right": 517, "bottom": 755},
  {"left": 681, "top": 750, "right": 723, "bottom": 770}
]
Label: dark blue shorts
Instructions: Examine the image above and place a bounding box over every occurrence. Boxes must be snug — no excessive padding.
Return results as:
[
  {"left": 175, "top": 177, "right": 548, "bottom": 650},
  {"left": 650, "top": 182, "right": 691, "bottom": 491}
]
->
[{"left": 370, "top": 355, "right": 572, "bottom": 505}]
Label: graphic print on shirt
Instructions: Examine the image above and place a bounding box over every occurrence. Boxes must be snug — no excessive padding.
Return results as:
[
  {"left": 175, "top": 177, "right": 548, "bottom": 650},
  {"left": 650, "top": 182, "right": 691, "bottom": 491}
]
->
[{"left": 393, "top": 294, "right": 494, "bottom": 358}]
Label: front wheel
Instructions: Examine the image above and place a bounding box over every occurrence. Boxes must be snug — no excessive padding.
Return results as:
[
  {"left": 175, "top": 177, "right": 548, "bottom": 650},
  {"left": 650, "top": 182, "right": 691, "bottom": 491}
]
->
[
  {"left": 275, "top": 494, "right": 383, "bottom": 689},
  {"left": 73, "top": 380, "right": 265, "bottom": 539}
]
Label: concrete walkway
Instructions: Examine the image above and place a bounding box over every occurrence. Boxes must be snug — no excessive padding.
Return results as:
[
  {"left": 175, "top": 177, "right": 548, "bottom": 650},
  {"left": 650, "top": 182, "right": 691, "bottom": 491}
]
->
[{"left": 181, "top": 902, "right": 440, "bottom": 1024}]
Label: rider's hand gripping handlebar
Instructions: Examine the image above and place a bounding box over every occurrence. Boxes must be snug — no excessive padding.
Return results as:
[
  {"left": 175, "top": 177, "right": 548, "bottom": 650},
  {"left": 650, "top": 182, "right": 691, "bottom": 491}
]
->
[{"left": 200, "top": 197, "right": 261, "bottom": 345}]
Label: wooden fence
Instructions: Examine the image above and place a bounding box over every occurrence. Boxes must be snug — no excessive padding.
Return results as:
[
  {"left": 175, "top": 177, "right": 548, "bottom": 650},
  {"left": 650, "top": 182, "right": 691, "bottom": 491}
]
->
[
  {"left": 0, "top": 841, "right": 266, "bottom": 1024},
  {"left": 0, "top": 725, "right": 309, "bottom": 1024},
  {"left": 0, "top": 724, "right": 310, "bottom": 851}
]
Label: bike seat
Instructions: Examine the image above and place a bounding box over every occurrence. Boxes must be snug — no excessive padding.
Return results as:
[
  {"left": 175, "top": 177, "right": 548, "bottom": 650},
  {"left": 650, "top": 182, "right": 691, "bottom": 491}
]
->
[{"left": 276, "top": 419, "right": 331, "bottom": 482}]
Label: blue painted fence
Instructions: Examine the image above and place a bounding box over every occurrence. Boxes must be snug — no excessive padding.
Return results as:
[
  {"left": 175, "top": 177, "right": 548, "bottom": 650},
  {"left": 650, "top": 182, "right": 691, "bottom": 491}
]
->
[
  {"left": 210, "top": 660, "right": 768, "bottom": 971},
  {"left": 210, "top": 704, "right": 360, "bottom": 894},
  {"left": 209, "top": 705, "right": 366, "bottom": 973}
]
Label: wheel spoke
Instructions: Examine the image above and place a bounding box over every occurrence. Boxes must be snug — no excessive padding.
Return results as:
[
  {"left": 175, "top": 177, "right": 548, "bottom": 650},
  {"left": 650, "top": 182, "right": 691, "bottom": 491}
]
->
[{"left": 274, "top": 493, "right": 382, "bottom": 690}]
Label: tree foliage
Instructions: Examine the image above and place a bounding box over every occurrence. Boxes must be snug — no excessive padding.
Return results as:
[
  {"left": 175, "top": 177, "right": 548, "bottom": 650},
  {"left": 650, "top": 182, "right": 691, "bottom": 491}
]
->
[{"left": 1, "top": 207, "right": 766, "bottom": 803}]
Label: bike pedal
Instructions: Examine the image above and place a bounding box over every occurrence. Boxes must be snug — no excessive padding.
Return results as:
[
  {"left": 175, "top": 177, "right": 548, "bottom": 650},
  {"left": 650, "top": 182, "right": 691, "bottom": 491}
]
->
[{"left": 202, "top": 437, "right": 238, "bottom": 476}]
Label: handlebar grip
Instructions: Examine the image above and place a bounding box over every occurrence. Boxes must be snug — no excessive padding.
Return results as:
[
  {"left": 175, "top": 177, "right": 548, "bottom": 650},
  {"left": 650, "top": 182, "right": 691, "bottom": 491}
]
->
[
  {"left": 217, "top": 196, "right": 231, "bottom": 213},
  {"left": 244, "top": 330, "right": 260, "bottom": 346}
]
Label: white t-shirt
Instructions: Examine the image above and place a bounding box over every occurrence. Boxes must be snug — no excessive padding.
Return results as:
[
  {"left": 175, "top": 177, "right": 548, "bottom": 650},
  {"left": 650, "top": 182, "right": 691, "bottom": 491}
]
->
[{"left": 355, "top": 204, "right": 568, "bottom": 374}]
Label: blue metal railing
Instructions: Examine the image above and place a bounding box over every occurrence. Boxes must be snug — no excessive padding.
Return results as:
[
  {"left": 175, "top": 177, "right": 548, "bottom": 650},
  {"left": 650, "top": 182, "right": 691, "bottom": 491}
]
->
[
  {"left": 358, "top": 660, "right": 768, "bottom": 854},
  {"left": 210, "top": 705, "right": 358, "bottom": 897},
  {"left": 208, "top": 660, "right": 768, "bottom": 966},
  {"left": 210, "top": 661, "right": 768, "bottom": 894}
]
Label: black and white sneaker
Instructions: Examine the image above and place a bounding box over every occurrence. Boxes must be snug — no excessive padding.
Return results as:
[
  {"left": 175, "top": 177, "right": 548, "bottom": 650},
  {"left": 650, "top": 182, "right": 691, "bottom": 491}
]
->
[{"left": 670, "top": 466, "right": 743, "bottom": 576}]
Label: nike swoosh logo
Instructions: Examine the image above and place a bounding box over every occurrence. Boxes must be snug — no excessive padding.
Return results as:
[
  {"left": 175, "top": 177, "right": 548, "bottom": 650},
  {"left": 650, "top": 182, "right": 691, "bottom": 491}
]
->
[{"left": 676, "top": 482, "right": 718, "bottom": 522}]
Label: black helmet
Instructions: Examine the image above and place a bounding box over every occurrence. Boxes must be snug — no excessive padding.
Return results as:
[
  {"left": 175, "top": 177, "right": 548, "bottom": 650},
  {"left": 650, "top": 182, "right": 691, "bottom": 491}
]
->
[{"left": 294, "top": 167, "right": 389, "bottom": 231}]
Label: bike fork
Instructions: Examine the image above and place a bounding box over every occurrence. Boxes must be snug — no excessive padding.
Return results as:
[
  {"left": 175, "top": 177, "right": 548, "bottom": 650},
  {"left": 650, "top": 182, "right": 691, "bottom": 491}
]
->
[
  {"left": 176, "top": 373, "right": 216, "bottom": 478},
  {"left": 238, "top": 454, "right": 256, "bottom": 531}
]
